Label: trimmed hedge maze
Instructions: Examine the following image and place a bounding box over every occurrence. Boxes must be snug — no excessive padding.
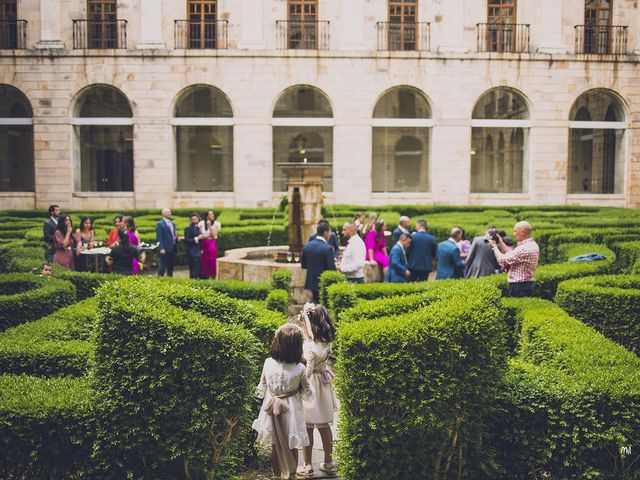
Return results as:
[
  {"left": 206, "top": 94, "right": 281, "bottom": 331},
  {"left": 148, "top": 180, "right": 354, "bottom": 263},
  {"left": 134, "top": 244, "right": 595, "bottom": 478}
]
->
[{"left": 1, "top": 205, "right": 640, "bottom": 478}]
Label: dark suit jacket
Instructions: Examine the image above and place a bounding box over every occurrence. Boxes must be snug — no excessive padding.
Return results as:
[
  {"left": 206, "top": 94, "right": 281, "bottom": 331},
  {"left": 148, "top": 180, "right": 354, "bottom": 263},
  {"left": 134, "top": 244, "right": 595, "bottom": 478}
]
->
[
  {"left": 308, "top": 231, "right": 340, "bottom": 258},
  {"left": 184, "top": 224, "right": 201, "bottom": 258},
  {"left": 392, "top": 226, "right": 410, "bottom": 244},
  {"left": 300, "top": 237, "right": 336, "bottom": 293},
  {"left": 388, "top": 242, "right": 409, "bottom": 283},
  {"left": 436, "top": 239, "right": 464, "bottom": 280},
  {"left": 43, "top": 218, "right": 57, "bottom": 246},
  {"left": 465, "top": 236, "right": 500, "bottom": 278},
  {"left": 408, "top": 231, "right": 437, "bottom": 272},
  {"left": 156, "top": 219, "right": 177, "bottom": 253}
]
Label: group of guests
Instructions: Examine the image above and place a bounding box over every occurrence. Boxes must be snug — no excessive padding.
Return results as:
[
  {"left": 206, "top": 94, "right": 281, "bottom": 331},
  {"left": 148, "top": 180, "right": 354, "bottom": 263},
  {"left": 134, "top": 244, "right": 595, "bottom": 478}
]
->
[{"left": 301, "top": 213, "right": 540, "bottom": 300}]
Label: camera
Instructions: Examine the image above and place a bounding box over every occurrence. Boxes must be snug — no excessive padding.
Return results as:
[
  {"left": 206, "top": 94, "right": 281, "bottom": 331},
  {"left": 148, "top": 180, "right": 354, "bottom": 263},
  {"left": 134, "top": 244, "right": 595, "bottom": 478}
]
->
[{"left": 484, "top": 228, "right": 500, "bottom": 243}]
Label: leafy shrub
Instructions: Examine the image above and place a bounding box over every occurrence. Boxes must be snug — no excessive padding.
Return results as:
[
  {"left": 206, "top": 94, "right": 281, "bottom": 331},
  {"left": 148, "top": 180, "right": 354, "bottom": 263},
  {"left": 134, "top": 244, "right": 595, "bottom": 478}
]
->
[
  {"left": 487, "top": 298, "right": 640, "bottom": 479},
  {"left": 555, "top": 275, "right": 640, "bottom": 353},
  {"left": 0, "top": 274, "right": 76, "bottom": 331},
  {"left": 0, "top": 374, "right": 95, "bottom": 479},
  {"left": 610, "top": 241, "right": 640, "bottom": 273},
  {"left": 0, "top": 242, "right": 44, "bottom": 273},
  {"left": 0, "top": 299, "right": 96, "bottom": 376},
  {"left": 336, "top": 282, "right": 508, "bottom": 479},
  {"left": 216, "top": 225, "right": 288, "bottom": 256},
  {"left": 55, "top": 270, "right": 121, "bottom": 300},
  {"left": 93, "top": 278, "right": 264, "bottom": 479},
  {"left": 319, "top": 270, "right": 346, "bottom": 306},
  {"left": 265, "top": 289, "right": 289, "bottom": 316},
  {"left": 271, "top": 268, "right": 292, "bottom": 293}
]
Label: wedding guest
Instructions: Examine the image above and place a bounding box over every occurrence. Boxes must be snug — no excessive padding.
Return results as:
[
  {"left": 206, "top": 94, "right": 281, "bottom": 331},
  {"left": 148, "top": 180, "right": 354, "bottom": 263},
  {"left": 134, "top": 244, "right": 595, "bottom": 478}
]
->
[
  {"left": 124, "top": 216, "right": 142, "bottom": 274},
  {"left": 156, "top": 208, "right": 178, "bottom": 277},
  {"left": 43, "top": 204, "right": 60, "bottom": 262},
  {"left": 301, "top": 222, "right": 336, "bottom": 303},
  {"left": 435, "top": 227, "right": 464, "bottom": 280},
  {"left": 184, "top": 213, "right": 204, "bottom": 279},
  {"left": 53, "top": 215, "right": 74, "bottom": 270},
  {"left": 392, "top": 215, "right": 411, "bottom": 244},
  {"left": 308, "top": 220, "right": 340, "bottom": 259},
  {"left": 198, "top": 210, "right": 220, "bottom": 279},
  {"left": 74, "top": 216, "right": 95, "bottom": 272},
  {"left": 339, "top": 221, "right": 366, "bottom": 283},
  {"left": 388, "top": 233, "right": 412, "bottom": 283},
  {"left": 107, "top": 216, "right": 124, "bottom": 247},
  {"left": 105, "top": 230, "right": 142, "bottom": 276},
  {"left": 361, "top": 212, "right": 378, "bottom": 238},
  {"left": 455, "top": 226, "right": 472, "bottom": 263},
  {"left": 365, "top": 219, "right": 389, "bottom": 280},
  {"left": 408, "top": 219, "right": 437, "bottom": 282},
  {"left": 354, "top": 212, "right": 366, "bottom": 238}
]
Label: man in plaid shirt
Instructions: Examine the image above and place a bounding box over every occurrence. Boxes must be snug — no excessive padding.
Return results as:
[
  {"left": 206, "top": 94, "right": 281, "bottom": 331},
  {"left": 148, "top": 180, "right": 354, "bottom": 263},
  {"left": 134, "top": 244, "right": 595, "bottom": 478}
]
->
[{"left": 490, "top": 221, "right": 539, "bottom": 297}]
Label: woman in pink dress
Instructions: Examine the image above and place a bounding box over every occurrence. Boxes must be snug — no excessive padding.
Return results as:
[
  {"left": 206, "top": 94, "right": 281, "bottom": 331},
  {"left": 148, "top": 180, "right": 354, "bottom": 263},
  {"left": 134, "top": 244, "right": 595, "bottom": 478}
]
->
[
  {"left": 364, "top": 219, "right": 389, "bottom": 279},
  {"left": 198, "top": 210, "right": 220, "bottom": 279},
  {"left": 53, "top": 215, "right": 75, "bottom": 270},
  {"left": 123, "top": 216, "right": 141, "bottom": 275}
]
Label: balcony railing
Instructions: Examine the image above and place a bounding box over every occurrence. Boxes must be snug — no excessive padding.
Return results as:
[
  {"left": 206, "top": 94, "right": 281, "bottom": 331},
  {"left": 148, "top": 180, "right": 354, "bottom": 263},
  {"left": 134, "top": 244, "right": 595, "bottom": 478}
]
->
[
  {"left": 0, "top": 20, "right": 27, "bottom": 49},
  {"left": 72, "top": 19, "right": 127, "bottom": 49},
  {"left": 376, "top": 22, "right": 430, "bottom": 51},
  {"left": 276, "top": 20, "right": 329, "bottom": 50},
  {"left": 174, "top": 19, "right": 228, "bottom": 49},
  {"left": 575, "top": 25, "right": 628, "bottom": 54},
  {"left": 477, "top": 23, "right": 530, "bottom": 53}
]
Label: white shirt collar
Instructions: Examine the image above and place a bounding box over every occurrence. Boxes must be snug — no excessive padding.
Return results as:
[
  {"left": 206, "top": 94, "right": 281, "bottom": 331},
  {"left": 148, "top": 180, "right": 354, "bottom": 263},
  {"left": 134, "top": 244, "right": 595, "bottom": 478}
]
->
[
  {"left": 316, "top": 236, "right": 327, "bottom": 243},
  {"left": 50, "top": 216, "right": 58, "bottom": 224}
]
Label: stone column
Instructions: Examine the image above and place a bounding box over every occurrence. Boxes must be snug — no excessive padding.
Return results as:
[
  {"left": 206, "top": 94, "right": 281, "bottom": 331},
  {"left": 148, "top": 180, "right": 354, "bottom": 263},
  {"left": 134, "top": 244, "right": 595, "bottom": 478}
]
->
[
  {"left": 537, "top": 0, "right": 567, "bottom": 54},
  {"left": 238, "top": 0, "right": 265, "bottom": 49},
  {"left": 437, "top": 0, "right": 468, "bottom": 53},
  {"left": 137, "top": 0, "right": 165, "bottom": 49},
  {"left": 35, "top": 0, "right": 64, "bottom": 49},
  {"left": 340, "top": 0, "right": 366, "bottom": 50},
  {"left": 634, "top": 4, "right": 640, "bottom": 54}
]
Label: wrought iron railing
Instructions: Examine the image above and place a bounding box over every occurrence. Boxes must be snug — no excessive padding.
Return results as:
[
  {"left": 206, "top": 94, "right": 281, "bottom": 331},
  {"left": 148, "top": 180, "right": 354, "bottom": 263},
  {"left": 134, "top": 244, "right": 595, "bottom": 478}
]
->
[
  {"left": 72, "top": 19, "right": 127, "bottom": 49},
  {"left": 477, "top": 23, "right": 530, "bottom": 53},
  {"left": 174, "top": 19, "right": 228, "bottom": 49},
  {"left": 575, "top": 25, "right": 628, "bottom": 54},
  {"left": 0, "top": 20, "right": 27, "bottom": 49},
  {"left": 276, "top": 20, "right": 330, "bottom": 50},
  {"left": 376, "top": 21, "right": 430, "bottom": 51}
]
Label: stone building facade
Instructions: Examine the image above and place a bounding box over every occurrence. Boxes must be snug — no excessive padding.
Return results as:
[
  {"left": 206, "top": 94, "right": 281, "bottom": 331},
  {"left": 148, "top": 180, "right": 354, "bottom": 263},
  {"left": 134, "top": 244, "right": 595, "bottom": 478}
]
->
[{"left": 1, "top": 0, "right": 639, "bottom": 210}]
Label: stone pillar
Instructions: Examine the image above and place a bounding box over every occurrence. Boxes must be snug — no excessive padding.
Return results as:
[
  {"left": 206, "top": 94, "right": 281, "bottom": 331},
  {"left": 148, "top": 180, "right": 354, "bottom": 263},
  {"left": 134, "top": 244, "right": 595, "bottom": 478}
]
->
[
  {"left": 634, "top": 4, "right": 640, "bottom": 54},
  {"left": 437, "top": 0, "right": 468, "bottom": 53},
  {"left": 537, "top": 0, "right": 567, "bottom": 54},
  {"left": 340, "top": 0, "right": 366, "bottom": 50},
  {"left": 35, "top": 0, "right": 65, "bottom": 49},
  {"left": 137, "top": 0, "right": 165, "bottom": 49},
  {"left": 238, "top": 0, "right": 265, "bottom": 49}
]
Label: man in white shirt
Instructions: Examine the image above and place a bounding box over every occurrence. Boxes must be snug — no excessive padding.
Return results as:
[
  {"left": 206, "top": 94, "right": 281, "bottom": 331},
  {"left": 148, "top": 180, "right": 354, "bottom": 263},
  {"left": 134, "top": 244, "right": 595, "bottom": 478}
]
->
[{"left": 339, "top": 221, "right": 366, "bottom": 283}]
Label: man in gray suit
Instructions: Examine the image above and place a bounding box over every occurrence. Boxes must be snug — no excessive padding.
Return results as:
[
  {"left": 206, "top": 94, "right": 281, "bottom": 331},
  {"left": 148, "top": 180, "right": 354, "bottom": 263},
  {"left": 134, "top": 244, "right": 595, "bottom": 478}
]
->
[{"left": 465, "top": 226, "right": 500, "bottom": 278}]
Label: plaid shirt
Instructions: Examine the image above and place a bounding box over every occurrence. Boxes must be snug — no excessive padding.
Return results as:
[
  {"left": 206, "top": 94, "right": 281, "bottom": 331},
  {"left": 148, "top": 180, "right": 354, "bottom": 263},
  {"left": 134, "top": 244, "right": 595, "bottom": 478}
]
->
[{"left": 494, "top": 237, "right": 539, "bottom": 284}]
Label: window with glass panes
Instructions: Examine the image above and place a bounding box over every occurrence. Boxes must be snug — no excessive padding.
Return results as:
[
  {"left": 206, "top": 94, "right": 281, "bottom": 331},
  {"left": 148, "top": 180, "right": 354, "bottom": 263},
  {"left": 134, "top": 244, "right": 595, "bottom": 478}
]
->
[
  {"left": 487, "top": 0, "right": 516, "bottom": 52},
  {"left": 87, "top": 0, "right": 117, "bottom": 48},
  {"left": 188, "top": 0, "right": 217, "bottom": 48},
  {"left": 288, "top": 0, "right": 317, "bottom": 49},
  {"left": 388, "top": 0, "right": 417, "bottom": 50}
]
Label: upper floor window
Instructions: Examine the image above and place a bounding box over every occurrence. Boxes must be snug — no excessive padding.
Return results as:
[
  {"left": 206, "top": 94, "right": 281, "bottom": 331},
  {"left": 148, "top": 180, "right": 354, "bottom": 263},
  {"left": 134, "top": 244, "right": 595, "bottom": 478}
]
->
[
  {"left": 0, "top": 85, "right": 34, "bottom": 191},
  {"left": 477, "top": 0, "right": 527, "bottom": 53},
  {"left": 0, "top": 0, "right": 25, "bottom": 49},
  {"left": 576, "top": 0, "right": 627, "bottom": 54},
  {"left": 386, "top": 0, "right": 417, "bottom": 51},
  {"left": 73, "top": 0, "right": 127, "bottom": 49}
]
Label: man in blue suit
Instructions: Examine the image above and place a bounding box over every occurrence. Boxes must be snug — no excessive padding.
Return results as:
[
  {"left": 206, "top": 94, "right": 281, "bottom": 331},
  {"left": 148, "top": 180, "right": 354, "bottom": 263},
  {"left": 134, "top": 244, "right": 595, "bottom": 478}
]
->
[
  {"left": 408, "top": 219, "right": 437, "bottom": 281},
  {"left": 388, "top": 233, "right": 412, "bottom": 283},
  {"left": 300, "top": 222, "right": 336, "bottom": 303},
  {"left": 436, "top": 227, "right": 464, "bottom": 280},
  {"left": 156, "top": 207, "right": 178, "bottom": 277}
]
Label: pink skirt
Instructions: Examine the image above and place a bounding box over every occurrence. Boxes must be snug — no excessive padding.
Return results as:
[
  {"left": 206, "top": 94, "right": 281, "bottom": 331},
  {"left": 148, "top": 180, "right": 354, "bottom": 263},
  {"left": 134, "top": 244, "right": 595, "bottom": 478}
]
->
[{"left": 201, "top": 238, "right": 217, "bottom": 278}]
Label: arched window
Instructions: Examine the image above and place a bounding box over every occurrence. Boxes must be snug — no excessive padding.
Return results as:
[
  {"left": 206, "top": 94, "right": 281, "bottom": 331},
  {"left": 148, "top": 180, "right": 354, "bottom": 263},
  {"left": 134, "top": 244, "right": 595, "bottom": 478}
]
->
[
  {"left": 73, "top": 85, "right": 133, "bottom": 192},
  {"left": 470, "top": 87, "right": 529, "bottom": 193},
  {"left": 272, "top": 85, "right": 333, "bottom": 191},
  {"left": 0, "top": 85, "right": 34, "bottom": 191},
  {"left": 568, "top": 89, "right": 625, "bottom": 194},
  {"left": 173, "top": 85, "right": 233, "bottom": 192},
  {"left": 372, "top": 86, "right": 432, "bottom": 192}
]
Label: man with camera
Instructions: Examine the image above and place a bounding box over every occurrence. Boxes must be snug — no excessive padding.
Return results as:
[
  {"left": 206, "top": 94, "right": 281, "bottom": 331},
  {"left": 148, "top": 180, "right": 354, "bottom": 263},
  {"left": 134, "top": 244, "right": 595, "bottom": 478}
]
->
[
  {"left": 490, "top": 221, "right": 539, "bottom": 297},
  {"left": 464, "top": 226, "right": 501, "bottom": 278}
]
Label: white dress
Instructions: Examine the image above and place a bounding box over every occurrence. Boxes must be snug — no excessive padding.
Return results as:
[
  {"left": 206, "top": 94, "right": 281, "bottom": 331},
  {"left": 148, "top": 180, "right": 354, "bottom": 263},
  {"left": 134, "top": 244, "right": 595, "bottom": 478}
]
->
[
  {"left": 302, "top": 341, "right": 338, "bottom": 427},
  {"left": 252, "top": 358, "right": 312, "bottom": 449}
]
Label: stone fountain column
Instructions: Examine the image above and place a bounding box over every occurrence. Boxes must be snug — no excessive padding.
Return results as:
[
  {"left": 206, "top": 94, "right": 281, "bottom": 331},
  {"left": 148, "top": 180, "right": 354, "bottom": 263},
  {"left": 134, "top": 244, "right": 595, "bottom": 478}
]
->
[{"left": 276, "top": 163, "right": 332, "bottom": 255}]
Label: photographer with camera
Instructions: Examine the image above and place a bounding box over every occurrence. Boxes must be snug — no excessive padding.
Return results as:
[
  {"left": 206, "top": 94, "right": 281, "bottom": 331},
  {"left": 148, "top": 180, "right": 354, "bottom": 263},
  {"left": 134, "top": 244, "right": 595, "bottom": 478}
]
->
[
  {"left": 464, "top": 226, "right": 501, "bottom": 278},
  {"left": 490, "top": 221, "right": 540, "bottom": 297}
]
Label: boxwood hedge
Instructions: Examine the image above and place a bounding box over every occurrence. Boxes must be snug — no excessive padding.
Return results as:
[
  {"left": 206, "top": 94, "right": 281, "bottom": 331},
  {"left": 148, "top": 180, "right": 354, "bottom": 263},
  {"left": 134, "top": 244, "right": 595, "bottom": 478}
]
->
[
  {"left": 555, "top": 275, "right": 640, "bottom": 353},
  {"left": 0, "top": 274, "right": 76, "bottom": 331},
  {"left": 336, "top": 281, "right": 508, "bottom": 479},
  {"left": 93, "top": 278, "right": 264, "bottom": 479}
]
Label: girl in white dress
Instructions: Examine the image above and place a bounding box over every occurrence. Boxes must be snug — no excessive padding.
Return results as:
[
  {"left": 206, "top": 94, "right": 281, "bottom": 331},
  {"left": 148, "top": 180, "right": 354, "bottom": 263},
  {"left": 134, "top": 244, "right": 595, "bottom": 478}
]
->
[
  {"left": 252, "top": 323, "right": 312, "bottom": 480},
  {"left": 298, "top": 304, "right": 338, "bottom": 478}
]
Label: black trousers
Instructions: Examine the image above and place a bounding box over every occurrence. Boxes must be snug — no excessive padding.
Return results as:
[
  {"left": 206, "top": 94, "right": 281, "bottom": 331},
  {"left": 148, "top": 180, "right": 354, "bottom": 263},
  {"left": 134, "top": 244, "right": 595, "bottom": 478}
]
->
[
  {"left": 157, "top": 250, "right": 176, "bottom": 277},
  {"left": 509, "top": 281, "right": 535, "bottom": 297},
  {"left": 187, "top": 255, "right": 201, "bottom": 279},
  {"left": 410, "top": 270, "right": 430, "bottom": 282}
]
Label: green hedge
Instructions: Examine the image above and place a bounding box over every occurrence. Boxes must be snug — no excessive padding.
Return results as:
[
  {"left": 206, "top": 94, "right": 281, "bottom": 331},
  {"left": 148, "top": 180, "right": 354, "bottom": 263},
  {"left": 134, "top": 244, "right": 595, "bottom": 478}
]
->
[
  {"left": 265, "top": 289, "right": 289, "bottom": 316},
  {"left": 0, "top": 374, "right": 95, "bottom": 479},
  {"left": 336, "top": 281, "right": 508, "bottom": 479},
  {"left": 271, "top": 268, "right": 292, "bottom": 293},
  {"left": 216, "top": 225, "right": 288, "bottom": 256},
  {"left": 0, "top": 299, "right": 96, "bottom": 377},
  {"left": 55, "top": 270, "right": 122, "bottom": 300},
  {"left": 0, "top": 274, "right": 76, "bottom": 331},
  {"left": 487, "top": 299, "right": 640, "bottom": 478},
  {"left": 172, "top": 277, "right": 272, "bottom": 300},
  {"left": 0, "top": 242, "right": 44, "bottom": 273},
  {"left": 319, "top": 270, "right": 346, "bottom": 306},
  {"left": 93, "top": 278, "right": 264, "bottom": 479},
  {"left": 555, "top": 275, "right": 640, "bottom": 353},
  {"left": 610, "top": 241, "right": 640, "bottom": 273}
]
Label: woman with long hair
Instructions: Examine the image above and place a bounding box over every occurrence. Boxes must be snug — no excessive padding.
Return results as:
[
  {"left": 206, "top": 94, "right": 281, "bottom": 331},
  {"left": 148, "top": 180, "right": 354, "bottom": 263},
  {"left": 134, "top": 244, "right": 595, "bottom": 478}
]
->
[
  {"left": 107, "top": 215, "right": 124, "bottom": 247},
  {"left": 123, "top": 216, "right": 142, "bottom": 274},
  {"left": 74, "top": 216, "right": 94, "bottom": 272},
  {"left": 364, "top": 219, "right": 389, "bottom": 279},
  {"left": 105, "top": 230, "right": 142, "bottom": 276},
  {"left": 361, "top": 212, "right": 378, "bottom": 238},
  {"left": 53, "top": 215, "right": 75, "bottom": 270},
  {"left": 198, "top": 210, "right": 221, "bottom": 279}
]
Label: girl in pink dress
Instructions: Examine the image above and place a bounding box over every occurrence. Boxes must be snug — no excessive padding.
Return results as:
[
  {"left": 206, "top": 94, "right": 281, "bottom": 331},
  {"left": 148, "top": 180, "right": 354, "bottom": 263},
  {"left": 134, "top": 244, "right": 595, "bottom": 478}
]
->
[
  {"left": 53, "top": 215, "right": 75, "bottom": 270},
  {"left": 198, "top": 210, "right": 220, "bottom": 279},
  {"left": 365, "top": 219, "right": 389, "bottom": 279},
  {"left": 124, "top": 216, "right": 141, "bottom": 275}
]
